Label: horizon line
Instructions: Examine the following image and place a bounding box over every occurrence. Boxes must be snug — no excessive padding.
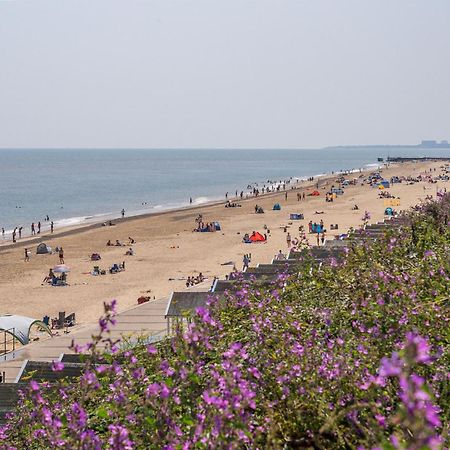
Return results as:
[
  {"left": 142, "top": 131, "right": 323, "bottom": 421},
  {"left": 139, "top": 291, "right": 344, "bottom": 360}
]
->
[{"left": 0, "top": 143, "right": 434, "bottom": 151}]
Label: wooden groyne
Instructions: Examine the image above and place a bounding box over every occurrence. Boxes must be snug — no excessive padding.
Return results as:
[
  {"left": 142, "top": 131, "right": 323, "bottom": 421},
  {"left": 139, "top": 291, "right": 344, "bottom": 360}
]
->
[{"left": 387, "top": 156, "right": 450, "bottom": 162}]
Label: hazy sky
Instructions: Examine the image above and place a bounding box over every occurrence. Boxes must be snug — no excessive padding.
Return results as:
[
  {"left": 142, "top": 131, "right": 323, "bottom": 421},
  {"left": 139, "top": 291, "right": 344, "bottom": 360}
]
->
[{"left": 1, "top": 0, "right": 450, "bottom": 149}]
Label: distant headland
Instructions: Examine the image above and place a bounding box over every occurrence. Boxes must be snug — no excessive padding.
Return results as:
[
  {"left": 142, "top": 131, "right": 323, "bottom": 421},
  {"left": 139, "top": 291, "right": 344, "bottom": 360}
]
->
[{"left": 325, "top": 140, "right": 450, "bottom": 150}]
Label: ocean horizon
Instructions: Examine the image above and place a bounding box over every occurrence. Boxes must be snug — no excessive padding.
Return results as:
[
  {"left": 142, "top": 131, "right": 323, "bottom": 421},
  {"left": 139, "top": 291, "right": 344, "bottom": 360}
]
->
[{"left": 0, "top": 147, "right": 448, "bottom": 236}]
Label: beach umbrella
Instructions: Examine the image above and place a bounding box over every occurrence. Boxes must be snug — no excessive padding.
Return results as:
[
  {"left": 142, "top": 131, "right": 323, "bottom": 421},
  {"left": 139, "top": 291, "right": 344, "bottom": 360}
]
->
[{"left": 53, "top": 264, "right": 71, "bottom": 273}]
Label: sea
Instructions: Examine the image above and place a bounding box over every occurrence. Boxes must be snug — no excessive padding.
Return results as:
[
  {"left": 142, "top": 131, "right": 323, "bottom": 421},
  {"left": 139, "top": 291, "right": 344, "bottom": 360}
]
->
[{"left": 0, "top": 147, "right": 448, "bottom": 237}]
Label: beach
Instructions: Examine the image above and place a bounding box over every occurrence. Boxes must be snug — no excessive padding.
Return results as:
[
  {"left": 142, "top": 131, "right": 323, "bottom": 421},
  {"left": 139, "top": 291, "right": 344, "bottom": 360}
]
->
[{"left": 0, "top": 160, "right": 448, "bottom": 327}]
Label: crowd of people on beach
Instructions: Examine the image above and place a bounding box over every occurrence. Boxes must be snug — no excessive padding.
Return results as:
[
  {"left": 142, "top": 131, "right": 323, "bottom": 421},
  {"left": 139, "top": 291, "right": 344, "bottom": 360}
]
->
[
  {"left": 185, "top": 273, "right": 205, "bottom": 287},
  {"left": 2, "top": 161, "right": 449, "bottom": 340},
  {"left": 2, "top": 217, "right": 55, "bottom": 243}
]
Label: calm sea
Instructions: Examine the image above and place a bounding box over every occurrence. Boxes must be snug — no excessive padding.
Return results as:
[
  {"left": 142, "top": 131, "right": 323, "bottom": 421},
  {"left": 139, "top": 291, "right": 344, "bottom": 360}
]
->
[{"left": 0, "top": 147, "right": 448, "bottom": 236}]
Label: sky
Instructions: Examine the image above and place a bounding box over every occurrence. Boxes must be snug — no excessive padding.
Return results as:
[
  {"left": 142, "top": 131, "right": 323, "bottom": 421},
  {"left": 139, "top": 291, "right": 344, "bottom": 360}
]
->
[{"left": 0, "top": 0, "right": 450, "bottom": 149}]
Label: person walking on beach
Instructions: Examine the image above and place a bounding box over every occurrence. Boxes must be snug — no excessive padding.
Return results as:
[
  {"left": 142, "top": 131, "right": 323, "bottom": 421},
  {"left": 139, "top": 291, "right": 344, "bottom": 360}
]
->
[
  {"left": 121, "top": 209, "right": 125, "bottom": 218},
  {"left": 242, "top": 254, "right": 250, "bottom": 271},
  {"left": 286, "top": 232, "right": 292, "bottom": 248},
  {"left": 37, "top": 221, "right": 41, "bottom": 234},
  {"left": 31, "top": 222, "right": 35, "bottom": 235},
  {"left": 285, "top": 192, "right": 288, "bottom": 201},
  {"left": 59, "top": 247, "right": 64, "bottom": 264},
  {"left": 12, "top": 230, "right": 16, "bottom": 243},
  {"left": 18, "top": 227, "right": 23, "bottom": 239},
  {"left": 24, "top": 248, "right": 29, "bottom": 262},
  {"left": 321, "top": 232, "right": 326, "bottom": 245},
  {"left": 316, "top": 233, "right": 320, "bottom": 246},
  {"left": 190, "top": 197, "right": 192, "bottom": 204},
  {"left": 50, "top": 221, "right": 54, "bottom": 233}
]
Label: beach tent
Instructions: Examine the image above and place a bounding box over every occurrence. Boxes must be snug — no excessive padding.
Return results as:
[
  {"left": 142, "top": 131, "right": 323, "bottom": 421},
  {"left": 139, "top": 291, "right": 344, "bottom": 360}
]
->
[
  {"left": 380, "top": 180, "right": 390, "bottom": 188},
  {"left": 290, "top": 213, "right": 304, "bottom": 220},
  {"left": 249, "top": 232, "right": 266, "bottom": 242},
  {"left": 310, "top": 191, "right": 320, "bottom": 196},
  {"left": 213, "top": 222, "right": 221, "bottom": 231},
  {"left": 311, "top": 224, "right": 324, "bottom": 233},
  {"left": 273, "top": 203, "right": 281, "bottom": 210},
  {"left": 331, "top": 188, "right": 344, "bottom": 195},
  {"left": 36, "top": 243, "right": 51, "bottom": 254},
  {"left": 0, "top": 314, "right": 51, "bottom": 345},
  {"left": 384, "top": 207, "right": 394, "bottom": 216}
]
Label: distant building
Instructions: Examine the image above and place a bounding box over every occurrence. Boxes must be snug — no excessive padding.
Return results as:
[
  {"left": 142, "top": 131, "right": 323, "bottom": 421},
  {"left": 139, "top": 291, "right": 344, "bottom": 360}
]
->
[
  {"left": 419, "top": 140, "right": 450, "bottom": 148},
  {"left": 420, "top": 140, "right": 437, "bottom": 146}
]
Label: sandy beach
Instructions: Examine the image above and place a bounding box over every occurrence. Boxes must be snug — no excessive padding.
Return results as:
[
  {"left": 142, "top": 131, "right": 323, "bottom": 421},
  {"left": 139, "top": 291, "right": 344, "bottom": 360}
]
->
[{"left": 0, "top": 160, "right": 448, "bottom": 327}]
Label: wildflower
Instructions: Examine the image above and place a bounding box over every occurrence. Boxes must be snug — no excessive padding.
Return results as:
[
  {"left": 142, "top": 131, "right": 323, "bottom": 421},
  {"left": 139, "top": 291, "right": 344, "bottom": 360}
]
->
[
  {"left": 108, "top": 424, "right": 134, "bottom": 450},
  {"left": 146, "top": 345, "right": 157, "bottom": 355},
  {"left": 51, "top": 361, "right": 64, "bottom": 372}
]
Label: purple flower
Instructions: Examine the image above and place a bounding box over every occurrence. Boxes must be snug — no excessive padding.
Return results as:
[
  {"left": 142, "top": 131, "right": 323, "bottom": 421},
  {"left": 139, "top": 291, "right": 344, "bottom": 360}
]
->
[
  {"left": 406, "top": 332, "right": 432, "bottom": 364},
  {"left": 51, "top": 361, "right": 64, "bottom": 372},
  {"left": 145, "top": 383, "right": 160, "bottom": 397},
  {"left": 108, "top": 424, "right": 134, "bottom": 450},
  {"left": 146, "top": 345, "right": 157, "bottom": 355},
  {"left": 379, "top": 353, "right": 403, "bottom": 377}
]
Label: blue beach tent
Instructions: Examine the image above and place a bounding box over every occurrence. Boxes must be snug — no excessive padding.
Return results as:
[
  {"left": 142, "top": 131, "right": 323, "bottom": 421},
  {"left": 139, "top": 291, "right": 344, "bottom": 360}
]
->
[{"left": 273, "top": 203, "right": 281, "bottom": 211}]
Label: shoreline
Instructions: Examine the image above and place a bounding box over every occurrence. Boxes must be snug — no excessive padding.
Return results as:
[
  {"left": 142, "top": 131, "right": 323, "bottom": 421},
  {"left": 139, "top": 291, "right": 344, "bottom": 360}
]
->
[{"left": 0, "top": 163, "right": 384, "bottom": 253}]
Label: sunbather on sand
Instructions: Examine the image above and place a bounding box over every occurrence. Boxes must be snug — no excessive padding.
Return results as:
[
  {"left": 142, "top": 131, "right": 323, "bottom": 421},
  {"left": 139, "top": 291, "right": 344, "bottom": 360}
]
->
[{"left": 42, "top": 269, "right": 55, "bottom": 284}]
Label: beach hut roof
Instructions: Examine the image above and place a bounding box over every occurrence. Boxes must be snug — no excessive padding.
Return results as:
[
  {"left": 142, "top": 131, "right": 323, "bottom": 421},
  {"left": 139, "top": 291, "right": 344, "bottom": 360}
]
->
[
  {"left": 0, "top": 315, "right": 51, "bottom": 345},
  {"left": 165, "top": 292, "right": 221, "bottom": 318}
]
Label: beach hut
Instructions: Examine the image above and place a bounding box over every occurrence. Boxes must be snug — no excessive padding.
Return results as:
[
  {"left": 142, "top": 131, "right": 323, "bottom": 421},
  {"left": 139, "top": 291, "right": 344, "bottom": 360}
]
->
[
  {"left": 165, "top": 292, "right": 223, "bottom": 334},
  {"left": 273, "top": 203, "right": 281, "bottom": 210},
  {"left": 36, "top": 243, "right": 51, "bottom": 254}
]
